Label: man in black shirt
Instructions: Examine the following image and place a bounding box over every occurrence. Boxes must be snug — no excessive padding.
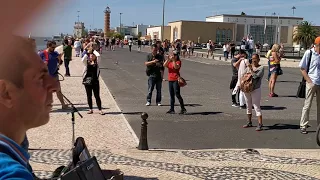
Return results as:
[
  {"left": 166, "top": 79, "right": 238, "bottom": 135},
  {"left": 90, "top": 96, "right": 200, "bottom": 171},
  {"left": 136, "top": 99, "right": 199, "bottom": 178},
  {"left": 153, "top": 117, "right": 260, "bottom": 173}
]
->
[
  {"left": 230, "top": 41, "right": 236, "bottom": 58},
  {"left": 137, "top": 39, "right": 142, "bottom": 52},
  {"left": 144, "top": 44, "right": 163, "bottom": 106}
]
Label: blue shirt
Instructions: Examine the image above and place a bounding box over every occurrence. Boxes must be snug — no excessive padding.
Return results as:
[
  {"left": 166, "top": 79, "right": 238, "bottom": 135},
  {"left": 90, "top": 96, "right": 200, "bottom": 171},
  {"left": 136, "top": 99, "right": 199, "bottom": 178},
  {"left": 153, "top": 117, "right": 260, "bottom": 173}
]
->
[
  {"left": 39, "top": 51, "right": 59, "bottom": 77},
  {"left": 299, "top": 49, "right": 320, "bottom": 85},
  {"left": 0, "top": 135, "right": 33, "bottom": 180}
]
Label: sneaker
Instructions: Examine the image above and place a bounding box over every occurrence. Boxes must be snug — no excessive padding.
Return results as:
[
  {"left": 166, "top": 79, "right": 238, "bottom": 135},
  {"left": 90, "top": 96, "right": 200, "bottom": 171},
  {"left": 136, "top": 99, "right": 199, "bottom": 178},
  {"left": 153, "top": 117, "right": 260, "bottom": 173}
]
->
[
  {"left": 179, "top": 109, "right": 187, "bottom": 115},
  {"left": 157, "top": 102, "right": 162, "bottom": 106},
  {"left": 243, "top": 122, "right": 253, "bottom": 128},
  {"left": 145, "top": 102, "right": 151, "bottom": 106},
  {"left": 232, "top": 103, "right": 239, "bottom": 107},
  {"left": 300, "top": 128, "right": 308, "bottom": 134},
  {"left": 255, "top": 124, "right": 263, "bottom": 131},
  {"left": 166, "top": 110, "right": 175, "bottom": 114},
  {"left": 239, "top": 105, "right": 246, "bottom": 109}
]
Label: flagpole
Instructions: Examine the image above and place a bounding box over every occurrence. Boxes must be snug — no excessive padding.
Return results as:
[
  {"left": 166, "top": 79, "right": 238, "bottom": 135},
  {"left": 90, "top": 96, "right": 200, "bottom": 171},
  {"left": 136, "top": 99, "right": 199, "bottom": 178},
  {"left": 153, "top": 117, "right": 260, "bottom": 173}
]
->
[{"left": 264, "top": 12, "right": 267, "bottom": 45}]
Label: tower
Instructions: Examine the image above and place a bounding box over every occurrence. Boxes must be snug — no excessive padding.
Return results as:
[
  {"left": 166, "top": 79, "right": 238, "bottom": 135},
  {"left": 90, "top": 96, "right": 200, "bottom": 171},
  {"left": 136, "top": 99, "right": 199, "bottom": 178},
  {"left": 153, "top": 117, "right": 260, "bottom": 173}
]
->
[{"left": 104, "top": 6, "right": 111, "bottom": 37}]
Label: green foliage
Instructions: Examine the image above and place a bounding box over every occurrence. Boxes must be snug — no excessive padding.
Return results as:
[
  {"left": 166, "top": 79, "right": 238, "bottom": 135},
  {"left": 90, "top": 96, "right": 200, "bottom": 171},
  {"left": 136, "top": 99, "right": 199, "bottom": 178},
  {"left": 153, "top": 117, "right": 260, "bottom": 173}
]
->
[{"left": 293, "top": 21, "right": 319, "bottom": 49}]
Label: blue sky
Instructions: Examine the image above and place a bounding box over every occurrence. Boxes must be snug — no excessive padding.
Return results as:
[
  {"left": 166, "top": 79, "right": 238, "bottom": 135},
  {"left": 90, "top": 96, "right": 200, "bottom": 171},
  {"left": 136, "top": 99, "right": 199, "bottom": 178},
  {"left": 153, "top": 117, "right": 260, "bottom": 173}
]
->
[{"left": 29, "top": 0, "right": 320, "bottom": 37}]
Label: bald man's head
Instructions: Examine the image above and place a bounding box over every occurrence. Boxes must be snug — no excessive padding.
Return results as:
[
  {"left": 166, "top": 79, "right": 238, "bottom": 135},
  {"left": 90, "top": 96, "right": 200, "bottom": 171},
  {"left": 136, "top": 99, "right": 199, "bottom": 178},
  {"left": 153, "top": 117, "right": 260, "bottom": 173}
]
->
[{"left": 0, "top": 35, "right": 33, "bottom": 88}]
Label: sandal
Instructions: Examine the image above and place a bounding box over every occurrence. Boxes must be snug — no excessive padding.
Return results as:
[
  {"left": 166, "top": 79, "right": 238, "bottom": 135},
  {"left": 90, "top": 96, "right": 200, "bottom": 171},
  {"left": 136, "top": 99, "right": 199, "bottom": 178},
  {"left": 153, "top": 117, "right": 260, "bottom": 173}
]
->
[
  {"left": 87, "top": 110, "right": 93, "bottom": 114},
  {"left": 99, "top": 111, "right": 104, "bottom": 115}
]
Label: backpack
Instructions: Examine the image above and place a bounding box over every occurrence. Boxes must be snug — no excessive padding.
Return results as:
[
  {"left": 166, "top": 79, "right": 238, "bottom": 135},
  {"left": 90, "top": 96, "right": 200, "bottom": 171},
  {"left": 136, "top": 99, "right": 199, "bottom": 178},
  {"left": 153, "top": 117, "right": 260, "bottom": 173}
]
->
[{"left": 240, "top": 72, "right": 253, "bottom": 93}]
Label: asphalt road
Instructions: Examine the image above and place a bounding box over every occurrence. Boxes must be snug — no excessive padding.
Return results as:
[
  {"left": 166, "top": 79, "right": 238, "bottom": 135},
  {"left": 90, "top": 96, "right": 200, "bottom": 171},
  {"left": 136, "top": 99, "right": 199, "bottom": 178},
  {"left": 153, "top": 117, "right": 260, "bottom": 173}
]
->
[{"left": 99, "top": 48, "right": 318, "bottom": 150}]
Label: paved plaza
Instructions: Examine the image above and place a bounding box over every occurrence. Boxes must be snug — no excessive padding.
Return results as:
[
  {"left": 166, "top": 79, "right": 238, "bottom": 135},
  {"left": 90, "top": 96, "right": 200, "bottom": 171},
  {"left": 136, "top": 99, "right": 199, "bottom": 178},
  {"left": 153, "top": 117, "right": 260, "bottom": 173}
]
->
[{"left": 28, "top": 47, "right": 320, "bottom": 179}]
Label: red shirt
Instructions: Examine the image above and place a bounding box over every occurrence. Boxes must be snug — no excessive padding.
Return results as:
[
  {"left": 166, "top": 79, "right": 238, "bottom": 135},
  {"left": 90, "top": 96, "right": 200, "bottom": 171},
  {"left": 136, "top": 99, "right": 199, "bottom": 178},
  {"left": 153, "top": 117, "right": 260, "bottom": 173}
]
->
[{"left": 168, "top": 60, "right": 181, "bottom": 81}]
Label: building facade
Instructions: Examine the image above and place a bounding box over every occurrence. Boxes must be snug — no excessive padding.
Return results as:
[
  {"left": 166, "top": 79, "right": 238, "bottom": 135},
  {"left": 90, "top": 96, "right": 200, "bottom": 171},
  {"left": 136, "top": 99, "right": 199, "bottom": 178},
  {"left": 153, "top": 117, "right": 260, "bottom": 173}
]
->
[
  {"left": 147, "top": 26, "right": 171, "bottom": 40},
  {"left": 206, "top": 14, "right": 303, "bottom": 45},
  {"left": 168, "top": 20, "right": 236, "bottom": 43},
  {"left": 73, "top": 22, "right": 85, "bottom": 38},
  {"left": 116, "top": 24, "right": 153, "bottom": 37}
]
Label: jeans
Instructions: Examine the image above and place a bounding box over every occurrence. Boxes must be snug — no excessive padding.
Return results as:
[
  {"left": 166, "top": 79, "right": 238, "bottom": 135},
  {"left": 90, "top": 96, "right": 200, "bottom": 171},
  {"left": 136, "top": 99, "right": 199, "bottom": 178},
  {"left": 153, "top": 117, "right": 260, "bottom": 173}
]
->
[
  {"left": 248, "top": 49, "right": 253, "bottom": 59},
  {"left": 147, "top": 77, "right": 162, "bottom": 103},
  {"left": 168, "top": 81, "right": 185, "bottom": 111},
  {"left": 244, "top": 88, "right": 262, "bottom": 116},
  {"left": 85, "top": 82, "right": 102, "bottom": 110},
  {"left": 64, "top": 58, "right": 71, "bottom": 76}
]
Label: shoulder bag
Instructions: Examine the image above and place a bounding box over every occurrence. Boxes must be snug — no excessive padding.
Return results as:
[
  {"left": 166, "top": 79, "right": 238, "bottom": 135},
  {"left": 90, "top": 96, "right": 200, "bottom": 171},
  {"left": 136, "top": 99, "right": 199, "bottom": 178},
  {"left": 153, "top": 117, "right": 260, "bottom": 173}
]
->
[{"left": 296, "top": 50, "right": 312, "bottom": 98}]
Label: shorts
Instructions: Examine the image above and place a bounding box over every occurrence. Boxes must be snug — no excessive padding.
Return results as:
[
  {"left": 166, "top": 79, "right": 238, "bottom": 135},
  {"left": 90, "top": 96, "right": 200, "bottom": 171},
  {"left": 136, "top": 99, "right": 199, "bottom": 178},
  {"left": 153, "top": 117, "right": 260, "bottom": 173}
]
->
[{"left": 229, "top": 75, "right": 238, "bottom": 89}]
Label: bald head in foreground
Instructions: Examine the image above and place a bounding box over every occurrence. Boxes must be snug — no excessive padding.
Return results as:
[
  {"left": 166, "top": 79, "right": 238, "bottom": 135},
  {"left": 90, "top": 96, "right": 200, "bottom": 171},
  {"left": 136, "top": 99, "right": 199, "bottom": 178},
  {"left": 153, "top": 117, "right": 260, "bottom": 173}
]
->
[{"left": 0, "top": 35, "right": 58, "bottom": 179}]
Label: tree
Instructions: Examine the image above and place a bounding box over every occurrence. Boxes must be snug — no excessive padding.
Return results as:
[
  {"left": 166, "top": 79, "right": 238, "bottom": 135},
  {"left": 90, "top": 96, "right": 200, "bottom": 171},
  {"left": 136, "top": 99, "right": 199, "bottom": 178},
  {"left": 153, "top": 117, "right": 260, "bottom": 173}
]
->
[
  {"left": 138, "top": 32, "right": 142, "bottom": 39},
  {"left": 106, "top": 31, "right": 123, "bottom": 39},
  {"left": 82, "top": 28, "right": 88, "bottom": 37},
  {"left": 241, "top": 12, "right": 246, "bottom": 16},
  {"left": 293, "top": 21, "right": 319, "bottom": 49}
]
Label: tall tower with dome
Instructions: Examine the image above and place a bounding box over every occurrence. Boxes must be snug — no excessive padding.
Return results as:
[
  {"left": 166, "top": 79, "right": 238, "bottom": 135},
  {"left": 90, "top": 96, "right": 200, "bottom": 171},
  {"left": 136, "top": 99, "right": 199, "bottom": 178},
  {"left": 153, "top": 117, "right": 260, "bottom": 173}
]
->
[{"left": 104, "top": 6, "right": 111, "bottom": 37}]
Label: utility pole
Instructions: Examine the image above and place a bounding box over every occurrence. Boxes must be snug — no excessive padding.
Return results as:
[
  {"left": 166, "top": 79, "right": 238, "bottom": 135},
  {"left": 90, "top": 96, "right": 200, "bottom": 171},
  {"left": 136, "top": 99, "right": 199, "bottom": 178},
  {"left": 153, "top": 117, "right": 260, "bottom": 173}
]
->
[
  {"left": 120, "top": 13, "right": 123, "bottom": 35},
  {"left": 161, "top": 0, "right": 166, "bottom": 42}
]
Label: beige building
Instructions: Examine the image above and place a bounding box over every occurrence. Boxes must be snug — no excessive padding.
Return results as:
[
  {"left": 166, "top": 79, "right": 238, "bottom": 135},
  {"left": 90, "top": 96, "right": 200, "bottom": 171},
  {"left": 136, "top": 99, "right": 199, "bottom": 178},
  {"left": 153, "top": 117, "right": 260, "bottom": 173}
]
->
[
  {"left": 146, "top": 26, "right": 171, "bottom": 40},
  {"left": 167, "top": 20, "right": 236, "bottom": 43}
]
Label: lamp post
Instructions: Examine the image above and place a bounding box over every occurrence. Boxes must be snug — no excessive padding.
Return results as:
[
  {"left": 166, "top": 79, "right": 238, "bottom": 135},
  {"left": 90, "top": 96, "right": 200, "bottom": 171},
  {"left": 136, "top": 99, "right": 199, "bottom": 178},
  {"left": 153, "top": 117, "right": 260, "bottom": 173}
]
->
[
  {"left": 119, "top": 13, "right": 123, "bottom": 35},
  {"left": 161, "top": 0, "right": 166, "bottom": 42},
  {"left": 292, "top": 6, "right": 296, "bottom": 16},
  {"left": 272, "top": 12, "right": 276, "bottom": 44},
  {"left": 77, "top": 10, "right": 80, "bottom": 22}
]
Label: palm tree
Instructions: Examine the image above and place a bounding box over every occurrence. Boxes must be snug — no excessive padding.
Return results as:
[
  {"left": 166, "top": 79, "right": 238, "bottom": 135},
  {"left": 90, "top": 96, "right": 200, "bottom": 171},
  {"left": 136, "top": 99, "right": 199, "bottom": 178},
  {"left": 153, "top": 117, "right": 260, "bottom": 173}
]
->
[{"left": 293, "top": 21, "right": 319, "bottom": 49}]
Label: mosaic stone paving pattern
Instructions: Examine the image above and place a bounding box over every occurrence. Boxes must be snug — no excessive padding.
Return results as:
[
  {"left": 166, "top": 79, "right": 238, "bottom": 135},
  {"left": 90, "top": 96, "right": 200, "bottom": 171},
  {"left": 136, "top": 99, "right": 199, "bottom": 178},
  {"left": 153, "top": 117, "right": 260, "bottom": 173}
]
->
[
  {"left": 181, "top": 150, "right": 320, "bottom": 165},
  {"left": 30, "top": 149, "right": 320, "bottom": 180}
]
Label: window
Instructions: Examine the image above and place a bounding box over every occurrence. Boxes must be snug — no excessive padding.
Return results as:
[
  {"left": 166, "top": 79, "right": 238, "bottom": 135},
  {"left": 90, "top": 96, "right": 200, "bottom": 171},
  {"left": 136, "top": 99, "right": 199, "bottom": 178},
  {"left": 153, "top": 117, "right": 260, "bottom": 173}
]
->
[
  {"left": 228, "top": 18, "right": 229, "bottom": 22},
  {"left": 254, "top": 19, "right": 256, "bottom": 23},
  {"left": 288, "top": 20, "right": 290, "bottom": 24},
  {"left": 221, "top": 29, "right": 226, "bottom": 43},
  {"left": 236, "top": 18, "right": 238, "bottom": 22},
  {"left": 280, "top": 20, "right": 282, "bottom": 24},
  {"left": 249, "top": 25, "right": 276, "bottom": 45},
  {"left": 244, "top": 19, "right": 247, "bottom": 23},
  {"left": 226, "top": 29, "right": 232, "bottom": 42},
  {"left": 216, "top": 29, "right": 221, "bottom": 43}
]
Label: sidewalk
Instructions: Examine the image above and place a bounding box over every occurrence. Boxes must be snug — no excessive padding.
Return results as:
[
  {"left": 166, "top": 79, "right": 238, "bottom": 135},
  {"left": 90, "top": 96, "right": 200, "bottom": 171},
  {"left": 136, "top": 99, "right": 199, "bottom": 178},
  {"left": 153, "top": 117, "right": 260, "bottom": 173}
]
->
[
  {"left": 28, "top": 47, "right": 320, "bottom": 179},
  {"left": 128, "top": 45, "right": 301, "bottom": 68}
]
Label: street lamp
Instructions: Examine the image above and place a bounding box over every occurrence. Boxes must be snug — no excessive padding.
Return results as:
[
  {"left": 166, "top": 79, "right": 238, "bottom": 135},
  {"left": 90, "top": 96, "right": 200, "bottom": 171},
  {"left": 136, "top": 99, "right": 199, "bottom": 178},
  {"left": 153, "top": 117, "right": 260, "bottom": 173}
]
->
[
  {"left": 119, "top": 13, "right": 123, "bottom": 35},
  {"left": 77, "top": 10, "right": 80, "bottom": 22},
  {"left": 161, "top": 0, "right": 166, "bottom": 42},
  {"left": 292, "top": 6, "right": 296, "bottom": 16}
]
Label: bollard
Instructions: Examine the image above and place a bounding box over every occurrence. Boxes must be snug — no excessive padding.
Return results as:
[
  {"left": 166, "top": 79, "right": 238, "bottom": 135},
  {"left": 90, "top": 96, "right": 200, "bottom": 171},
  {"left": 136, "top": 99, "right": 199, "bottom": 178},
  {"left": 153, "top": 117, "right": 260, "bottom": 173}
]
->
[
  {"left": 212, "top": 55, "right": 214, "bottom": 59},
  {"left": 137, "top": 112, "right": 149, "bottom": 150},
  {"left": 202, "top": 54, "right": 204, "bottom": 57},
  {"left": 219, "top": 56, "right": 221, "bottom": 60},
  {"left": 206, "top": 54, "right": 209, "bottom": 58}
]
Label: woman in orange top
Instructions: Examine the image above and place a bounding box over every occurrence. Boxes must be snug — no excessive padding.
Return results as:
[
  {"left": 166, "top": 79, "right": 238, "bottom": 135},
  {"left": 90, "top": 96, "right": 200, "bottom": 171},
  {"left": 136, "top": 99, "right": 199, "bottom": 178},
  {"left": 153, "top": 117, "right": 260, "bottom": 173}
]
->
[{"left": 164, "top": 51, "right": 187, "bottom": 114}]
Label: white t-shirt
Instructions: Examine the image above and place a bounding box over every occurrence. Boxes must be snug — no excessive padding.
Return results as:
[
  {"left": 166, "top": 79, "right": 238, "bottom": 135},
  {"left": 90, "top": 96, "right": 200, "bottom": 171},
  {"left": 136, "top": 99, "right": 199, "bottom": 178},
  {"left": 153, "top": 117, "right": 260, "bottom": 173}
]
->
[
  {"left": 223, "top": 45, "right": 227, "bottom": 52},
  {"left": 248, "top": 39, "right": 254, "bottom": 49},
  {"left": 128, "top": 40, "right": 133, "bottom": 45}
]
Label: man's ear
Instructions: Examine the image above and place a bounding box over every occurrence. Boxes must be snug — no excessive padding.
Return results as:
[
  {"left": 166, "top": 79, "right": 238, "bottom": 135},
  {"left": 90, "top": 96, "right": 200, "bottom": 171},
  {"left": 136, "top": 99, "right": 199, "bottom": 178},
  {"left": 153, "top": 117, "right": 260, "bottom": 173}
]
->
[{"left": 0, "top": 80, "right": 14, "bottom": 108}]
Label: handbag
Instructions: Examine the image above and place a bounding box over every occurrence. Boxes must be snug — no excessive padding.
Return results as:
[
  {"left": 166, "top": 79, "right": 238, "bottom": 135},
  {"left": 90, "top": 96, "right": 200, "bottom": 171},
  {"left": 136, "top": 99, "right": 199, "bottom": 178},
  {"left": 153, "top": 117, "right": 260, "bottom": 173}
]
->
[
  {"left": 240, "top": 72, "right": 253, "bottom": 93},
  {"left": 177, "top": 73, "right": 187, "bottom": 87},
  {"left": 296, "top": 50, "right": 312, "bottom": 98},
  {"left": 82, "top": 77, "right": 93, "bottom": 85}
]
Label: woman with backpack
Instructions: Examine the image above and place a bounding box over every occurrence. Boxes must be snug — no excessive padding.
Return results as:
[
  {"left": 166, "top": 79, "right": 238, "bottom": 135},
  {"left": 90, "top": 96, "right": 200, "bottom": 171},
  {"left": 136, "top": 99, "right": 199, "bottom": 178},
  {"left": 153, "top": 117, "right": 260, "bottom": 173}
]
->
[
  {"left": 241, "top": 54, "right": 264, "bottom": 131},
  {"left": 81, "top": 49, "right": 104, "bottom": 115}
]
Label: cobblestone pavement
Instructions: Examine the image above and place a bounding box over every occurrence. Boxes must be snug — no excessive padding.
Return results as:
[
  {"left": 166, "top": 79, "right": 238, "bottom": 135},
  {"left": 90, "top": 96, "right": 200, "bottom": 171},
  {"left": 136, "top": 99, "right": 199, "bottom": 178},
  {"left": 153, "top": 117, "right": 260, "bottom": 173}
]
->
[
  {"left": 28, "top": 47, "right": 320, "bottom": 179},
  {"left": 127, "top": 45, "right": 300, "bottom": 68}
]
